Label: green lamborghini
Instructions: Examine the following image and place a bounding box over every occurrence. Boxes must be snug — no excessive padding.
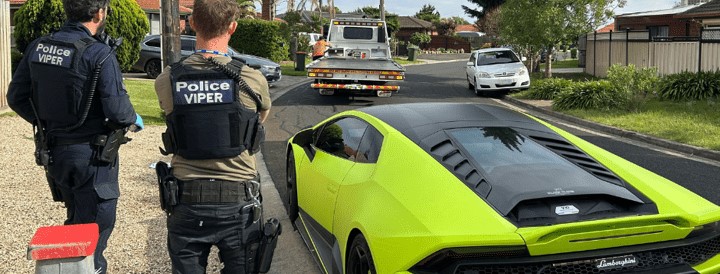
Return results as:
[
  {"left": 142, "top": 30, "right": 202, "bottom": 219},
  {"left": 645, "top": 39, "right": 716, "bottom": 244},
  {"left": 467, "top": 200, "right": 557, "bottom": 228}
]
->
[{"left": 285, "top": 102, "right": 720, "bottom": 274}]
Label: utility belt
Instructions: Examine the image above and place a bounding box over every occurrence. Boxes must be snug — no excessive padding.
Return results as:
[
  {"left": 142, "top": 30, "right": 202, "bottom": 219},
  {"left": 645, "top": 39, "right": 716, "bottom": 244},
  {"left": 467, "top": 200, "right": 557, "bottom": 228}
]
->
[
  {"left": 37, "top": 129, "right": 131, "bottom": 165},
  {"left": 154, "top": 161, "right": 281, "bottom": 273}
]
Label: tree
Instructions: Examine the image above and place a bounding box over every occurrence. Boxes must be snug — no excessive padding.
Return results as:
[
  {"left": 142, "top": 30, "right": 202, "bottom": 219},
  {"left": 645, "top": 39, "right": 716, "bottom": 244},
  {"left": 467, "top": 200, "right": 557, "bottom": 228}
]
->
[
  {"left": 354, "top": 6, "right": 400, "bottom": 35},
  {"left": 434, "top": 18, "right": 457, "bottom": 36},
  {"left": 13, "top": 0, "right": 149, "bottom": 72},
  {"left": 463, "top": 0, "right": 504, "bottom": 37},
  {"left": 320, "top": 5, "right": 341, "bottom": 13},
  {"left": 462, "top": 0, "right": 505, "bottom": 20},
  {"left": 237, "top": 0, "right": 257, "bottom": 18},
  {"left": 499, "top": 0, "right": 625, "bottom": 77},
  {"left": 415, "top": 4, "right": 440, "bottom": 23},
  {"left": 451, "top": 16, "right": 470, "bottom": 25}
]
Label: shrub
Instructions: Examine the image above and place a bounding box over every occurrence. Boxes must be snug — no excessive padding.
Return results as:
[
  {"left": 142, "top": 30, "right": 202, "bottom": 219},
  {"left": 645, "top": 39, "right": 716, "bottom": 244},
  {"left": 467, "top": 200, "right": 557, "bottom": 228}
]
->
[
  {"left": 607, "top": 64, "right": 659, "bottom": 110},
  {"left": 409, "top": 32, "right": 431, "bottom": 48},
  {"left": 523, "top": 78, "right": 574, "bottom": 100},
  {"left": 553, "top": 80, "right": 628, "bottom": 110},
  {"left": 11, "top": 48, "right": 23, "bottom": 74},
  {"left": 230, "top": 19, "right": 289, "bottom": 62},
  {"left": 570, "top": 48, "right": 577, "bottom": 59},
  {"left": 659, "top": 71, "right": 720, "bottom": 101},
  {"left": 13, "top": 0, "right": 149, "bottom": 72}
]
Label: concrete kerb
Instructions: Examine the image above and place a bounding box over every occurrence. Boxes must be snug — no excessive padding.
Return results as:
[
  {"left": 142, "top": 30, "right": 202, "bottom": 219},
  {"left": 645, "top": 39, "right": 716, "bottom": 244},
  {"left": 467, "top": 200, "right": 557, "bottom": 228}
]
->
[{"left": 502, "top": 96, "right": 720, "bottom": 163}]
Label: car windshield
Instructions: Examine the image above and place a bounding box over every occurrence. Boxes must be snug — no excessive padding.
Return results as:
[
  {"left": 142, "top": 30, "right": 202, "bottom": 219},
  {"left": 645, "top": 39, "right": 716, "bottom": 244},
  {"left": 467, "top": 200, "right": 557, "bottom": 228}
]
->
[
  {"left": 476, "top": 50, "right": 520, "bottom": 66},
  {"left": 448, "top": 127, "right": 589, "bottom": 183}
]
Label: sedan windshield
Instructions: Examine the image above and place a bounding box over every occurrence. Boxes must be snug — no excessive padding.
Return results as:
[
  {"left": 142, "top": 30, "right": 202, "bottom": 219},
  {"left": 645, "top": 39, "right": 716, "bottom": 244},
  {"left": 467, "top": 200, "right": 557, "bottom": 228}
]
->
[{"left": 476, "top": 50, "right": 520, "bottom": 66}]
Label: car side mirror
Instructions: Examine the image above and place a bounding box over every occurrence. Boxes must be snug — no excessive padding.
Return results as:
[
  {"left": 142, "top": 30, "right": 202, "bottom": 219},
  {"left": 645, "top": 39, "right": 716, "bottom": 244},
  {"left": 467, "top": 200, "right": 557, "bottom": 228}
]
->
[
  {"left": 521, "top": 56, "right": 527, "bottom": 62},
  {"left": 466, "top": 62, "right": 474, "bottom": 67},
  {"left": 293, "top": 128, "right": 316, "bottom": 161}
]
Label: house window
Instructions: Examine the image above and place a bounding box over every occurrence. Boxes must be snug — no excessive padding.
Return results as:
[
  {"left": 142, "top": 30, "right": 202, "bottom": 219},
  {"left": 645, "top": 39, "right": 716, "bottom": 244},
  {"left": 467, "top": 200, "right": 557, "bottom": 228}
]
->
[{"left": 647, "top": 26, "right": 669, "bottom": 38}]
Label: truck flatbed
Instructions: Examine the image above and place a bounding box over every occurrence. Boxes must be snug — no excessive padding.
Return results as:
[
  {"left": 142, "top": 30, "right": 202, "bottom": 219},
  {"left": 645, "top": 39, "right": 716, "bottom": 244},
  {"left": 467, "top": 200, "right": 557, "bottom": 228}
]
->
[{"left": 308, "top": 58, "right": 405, "bottom": 72}]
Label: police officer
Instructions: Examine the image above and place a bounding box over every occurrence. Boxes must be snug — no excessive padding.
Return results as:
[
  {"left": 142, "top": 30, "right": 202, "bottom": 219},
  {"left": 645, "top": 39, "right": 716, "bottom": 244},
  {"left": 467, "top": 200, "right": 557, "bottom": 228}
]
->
[
  {"left": 6, "top": 0, "right": 143, "bottom": 273},
  {"left": 154, "top": 0, "right": 271, "bottom": 272}
]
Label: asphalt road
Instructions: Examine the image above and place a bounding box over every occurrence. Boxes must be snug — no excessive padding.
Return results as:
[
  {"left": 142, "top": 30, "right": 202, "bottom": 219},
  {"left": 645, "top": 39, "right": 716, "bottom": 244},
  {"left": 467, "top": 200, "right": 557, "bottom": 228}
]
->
[{"left": 261, "top": 61, "right": 720, "bottom": 271}]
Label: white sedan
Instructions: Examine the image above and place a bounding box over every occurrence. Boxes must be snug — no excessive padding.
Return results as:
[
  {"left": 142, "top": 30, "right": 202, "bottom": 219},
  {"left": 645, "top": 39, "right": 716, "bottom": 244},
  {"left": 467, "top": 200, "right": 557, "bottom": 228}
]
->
[{"left": 466, "top": 48, "right": 531, "bottom": 96}]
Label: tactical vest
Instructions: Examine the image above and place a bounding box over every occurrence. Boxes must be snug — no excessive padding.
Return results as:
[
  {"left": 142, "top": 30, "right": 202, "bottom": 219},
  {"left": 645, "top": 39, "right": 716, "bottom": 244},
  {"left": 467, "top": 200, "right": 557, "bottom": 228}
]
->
[
  {"left": 164, "top": 59, "right": 261, "bottom": 160},
  {"left": 28, "top": 34, "right": 97, "bottom": 127}
]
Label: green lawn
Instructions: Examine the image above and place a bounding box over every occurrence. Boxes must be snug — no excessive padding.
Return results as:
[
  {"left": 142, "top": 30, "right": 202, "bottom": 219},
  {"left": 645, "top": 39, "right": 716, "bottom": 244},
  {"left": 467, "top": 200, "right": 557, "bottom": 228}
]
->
[
  {"left": 392, "top": 57, "right": 424, "bottom": 66},
  {"left": 125, "top": 79, "right": 164, "bottom": 125},
  {"left": 540, "top": 59, "right": 579, "bottom": 69},
  {"left": 559, "top": 99, "right": 720, "bottom": 150}
]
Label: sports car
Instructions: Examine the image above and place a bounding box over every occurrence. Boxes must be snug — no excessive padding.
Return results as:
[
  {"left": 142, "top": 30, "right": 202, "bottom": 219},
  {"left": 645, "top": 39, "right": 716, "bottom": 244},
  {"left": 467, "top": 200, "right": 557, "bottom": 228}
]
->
[{"left": 285, "top": 102, "right": 720, "bottom": 274}]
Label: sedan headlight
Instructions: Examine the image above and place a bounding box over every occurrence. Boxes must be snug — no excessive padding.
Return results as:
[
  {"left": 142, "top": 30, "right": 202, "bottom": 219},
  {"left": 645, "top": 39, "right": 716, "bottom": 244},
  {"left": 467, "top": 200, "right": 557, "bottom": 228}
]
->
[
  {"left": 477, "top": 72, "right": 492, "bottom": 78},
  {"left": 519, "top": 68, "right": 528, "bottom": 76},
  {"left": 260, "top": 65, "right": 276, "bottom": 74}
]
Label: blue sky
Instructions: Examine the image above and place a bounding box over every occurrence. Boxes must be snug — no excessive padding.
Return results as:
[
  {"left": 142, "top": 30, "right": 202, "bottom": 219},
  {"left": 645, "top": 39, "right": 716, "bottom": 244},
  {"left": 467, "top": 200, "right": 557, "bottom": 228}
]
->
[{"left": 275, "top": 0, "right": 677, "bottom": 23}]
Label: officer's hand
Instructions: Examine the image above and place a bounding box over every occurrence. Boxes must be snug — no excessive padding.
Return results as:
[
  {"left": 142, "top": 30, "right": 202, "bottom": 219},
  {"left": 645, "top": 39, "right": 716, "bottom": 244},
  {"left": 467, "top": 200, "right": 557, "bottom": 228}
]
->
[{"left": 133, "top": 114, "right": 144, "bottom": 132}]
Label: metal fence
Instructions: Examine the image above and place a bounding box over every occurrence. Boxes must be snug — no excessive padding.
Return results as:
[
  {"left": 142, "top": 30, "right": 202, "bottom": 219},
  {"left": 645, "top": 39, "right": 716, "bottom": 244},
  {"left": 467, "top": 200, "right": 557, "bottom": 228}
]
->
[
  {"left": 585, "top": 28, "right": 720, "bottom": 77},
  {"left": 1, "top": 0, "right": 11, "bottom": 110}
]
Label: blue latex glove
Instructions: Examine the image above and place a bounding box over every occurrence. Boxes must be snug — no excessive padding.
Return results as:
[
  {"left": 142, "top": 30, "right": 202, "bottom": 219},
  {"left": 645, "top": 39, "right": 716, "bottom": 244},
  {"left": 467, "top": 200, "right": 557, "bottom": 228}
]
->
[{"left": 133, "top": 114, "right": 144, "bottom": 132}]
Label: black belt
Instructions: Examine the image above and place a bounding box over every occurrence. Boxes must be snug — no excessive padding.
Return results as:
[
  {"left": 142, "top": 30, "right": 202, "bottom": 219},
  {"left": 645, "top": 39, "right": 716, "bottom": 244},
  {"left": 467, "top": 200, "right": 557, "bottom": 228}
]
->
[
  {"left": 179, "top": 179, "right": 251, "bottom": 204},
  {"left": 50, "top": 136, "right": 94, "bottom": 146}
]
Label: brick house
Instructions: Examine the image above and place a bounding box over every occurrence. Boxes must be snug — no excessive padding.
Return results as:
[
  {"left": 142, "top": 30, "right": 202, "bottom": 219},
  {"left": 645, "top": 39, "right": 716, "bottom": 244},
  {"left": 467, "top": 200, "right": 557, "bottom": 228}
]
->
[
  {"left": 614, "top": 4, "right": 704, "bottom": 38},
  {"left": 676, "top": 0, "right": 720, "bottom": 29}
]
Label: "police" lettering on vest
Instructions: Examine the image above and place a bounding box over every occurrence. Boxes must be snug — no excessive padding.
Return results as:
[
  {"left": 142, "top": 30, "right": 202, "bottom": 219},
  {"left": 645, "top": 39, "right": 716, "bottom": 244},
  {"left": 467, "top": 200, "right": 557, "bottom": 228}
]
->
[
  {"left": 174, "top": 79, "right": 235, "bottom": 105},
  {"left": 31, "top": 43, "right": 75, "bottom": 68}
]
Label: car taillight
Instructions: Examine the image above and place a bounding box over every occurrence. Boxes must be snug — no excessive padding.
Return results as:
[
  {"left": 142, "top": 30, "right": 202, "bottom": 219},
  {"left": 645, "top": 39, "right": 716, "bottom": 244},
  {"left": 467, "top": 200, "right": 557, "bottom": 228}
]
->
[{"left": 411, "top": 246, "right": 529, "bottom": 272}]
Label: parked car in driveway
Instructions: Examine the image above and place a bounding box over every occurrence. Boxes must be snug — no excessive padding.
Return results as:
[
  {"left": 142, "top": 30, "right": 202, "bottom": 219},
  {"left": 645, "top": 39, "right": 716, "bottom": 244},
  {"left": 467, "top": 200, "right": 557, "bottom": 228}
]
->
[
  {"left": 132, "top": 35, "right": 282, "bottom": 84},
  {"left": 466, "top": 48, "right": 530, "bottom": 97}
]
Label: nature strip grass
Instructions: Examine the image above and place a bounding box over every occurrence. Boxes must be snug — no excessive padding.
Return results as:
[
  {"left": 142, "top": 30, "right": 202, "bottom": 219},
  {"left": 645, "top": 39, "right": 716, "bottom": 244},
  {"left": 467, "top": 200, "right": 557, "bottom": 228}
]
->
[{"left": 560, "top": 99, "right": 720, "bottom": 151}]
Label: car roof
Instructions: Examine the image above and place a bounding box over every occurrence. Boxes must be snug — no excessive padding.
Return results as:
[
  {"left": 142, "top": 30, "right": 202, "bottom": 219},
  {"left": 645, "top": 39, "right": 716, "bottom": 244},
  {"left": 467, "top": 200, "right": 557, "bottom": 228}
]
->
[
  {"left": 358, "top": 103, "right": 550, "bottom": 141},
  {"left": 472, "top": 48, "right": 515, "bottom": 54}
]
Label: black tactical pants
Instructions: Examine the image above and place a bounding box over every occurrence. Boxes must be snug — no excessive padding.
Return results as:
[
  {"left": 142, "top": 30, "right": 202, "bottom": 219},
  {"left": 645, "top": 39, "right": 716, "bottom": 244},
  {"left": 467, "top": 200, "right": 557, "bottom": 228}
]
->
[
  {"left": 167, "top": 202, "right": 258, "bottom": 274},
  {"left": 48, "top": 144, "right": 119, "bottom": 274}
]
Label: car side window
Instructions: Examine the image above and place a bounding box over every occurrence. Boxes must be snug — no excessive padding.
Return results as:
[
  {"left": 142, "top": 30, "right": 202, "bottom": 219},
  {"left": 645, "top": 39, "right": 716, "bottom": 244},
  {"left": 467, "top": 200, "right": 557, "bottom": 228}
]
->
[
  {"left": 469, "top": 53, "right": 476, "bottom": 65},
  {"left": 315, "top": 118, "right": 368, "bottom": 160},
  {"left": 181, "top": 39, "right": 195, "bottom": 51},
  {"left": 146, "top": 38, "right": 161, "bottom": 48},
  {"left": 355, "top": 126, "right": 384, "bottom": 164}
]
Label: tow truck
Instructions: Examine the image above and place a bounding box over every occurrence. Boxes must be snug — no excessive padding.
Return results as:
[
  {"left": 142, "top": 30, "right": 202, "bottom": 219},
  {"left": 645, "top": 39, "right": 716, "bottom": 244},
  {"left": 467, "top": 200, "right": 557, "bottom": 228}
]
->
[{"left": 306, "top": 18, "right": 405, "bottom": 97}]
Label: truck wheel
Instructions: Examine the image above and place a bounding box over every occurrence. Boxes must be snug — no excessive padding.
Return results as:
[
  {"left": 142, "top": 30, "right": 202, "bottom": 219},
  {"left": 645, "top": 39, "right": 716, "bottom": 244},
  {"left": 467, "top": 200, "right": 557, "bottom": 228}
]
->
[{"left": 319, "top": 89, "right": 335, "bottom": 96}]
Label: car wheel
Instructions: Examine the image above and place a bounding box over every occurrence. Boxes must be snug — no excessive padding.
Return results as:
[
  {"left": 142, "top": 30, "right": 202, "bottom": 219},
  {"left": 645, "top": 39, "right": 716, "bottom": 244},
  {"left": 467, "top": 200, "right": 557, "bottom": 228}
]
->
[
  {"left": 145, "top": 59, "right": 162, "bottom": 79},
  {"left": 286, "top": 149, "right": 299, "bottom": 222},
  {"left": 346, "top": 234, "right": 376, "bottom": 274},
  {"left": 467, "top": 76, "right": 474, "bottom": 90},
  {"left": 473, "top": 78, "right": 483, "bottom": 97}
]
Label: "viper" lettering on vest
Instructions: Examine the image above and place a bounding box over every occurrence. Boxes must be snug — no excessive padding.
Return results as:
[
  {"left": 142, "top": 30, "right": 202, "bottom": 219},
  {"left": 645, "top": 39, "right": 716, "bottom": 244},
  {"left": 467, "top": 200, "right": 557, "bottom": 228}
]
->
[
  {"left": 31, "top": 43, "right": 75, "bottom": 68},
  {"left": 174, "top": 79, "right": 235, "bottom": 105}
]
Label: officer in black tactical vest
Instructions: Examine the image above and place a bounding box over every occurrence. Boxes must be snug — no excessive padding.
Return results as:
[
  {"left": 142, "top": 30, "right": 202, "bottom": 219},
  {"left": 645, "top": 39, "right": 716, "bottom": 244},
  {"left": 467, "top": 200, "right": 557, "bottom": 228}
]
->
[
  {"left": 153, "top": 0, "right": 275, "bottom": 273},
  {"left": 6, "top": 0, "right": 143, "bottom": 273}
]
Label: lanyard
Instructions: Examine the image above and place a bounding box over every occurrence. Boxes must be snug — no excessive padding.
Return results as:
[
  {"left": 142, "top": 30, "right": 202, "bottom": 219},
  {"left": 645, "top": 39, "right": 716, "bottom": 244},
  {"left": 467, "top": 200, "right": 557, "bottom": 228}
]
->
[{"left": 195, "top": 49, "right": 229, "bottom": 57}]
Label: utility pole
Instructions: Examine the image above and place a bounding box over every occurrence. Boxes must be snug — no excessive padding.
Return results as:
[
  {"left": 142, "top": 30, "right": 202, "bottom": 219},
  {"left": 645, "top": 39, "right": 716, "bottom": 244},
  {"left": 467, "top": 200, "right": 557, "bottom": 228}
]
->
[
  {"left": 161, "top": 0, "right": 181, "bottom": 68},
  {"left": 380, "top": 0, "right": 385, "bottom": 21}
]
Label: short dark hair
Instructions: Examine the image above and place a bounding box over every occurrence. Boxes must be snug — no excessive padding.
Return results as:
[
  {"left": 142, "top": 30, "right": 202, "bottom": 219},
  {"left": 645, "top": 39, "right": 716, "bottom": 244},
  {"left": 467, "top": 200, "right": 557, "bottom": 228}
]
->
[
  {"left": 62, "top": 0, "right": 110, "bottom": 22},
  {"left": 192, "top": 0, "right": 241, "bottom": 39}
]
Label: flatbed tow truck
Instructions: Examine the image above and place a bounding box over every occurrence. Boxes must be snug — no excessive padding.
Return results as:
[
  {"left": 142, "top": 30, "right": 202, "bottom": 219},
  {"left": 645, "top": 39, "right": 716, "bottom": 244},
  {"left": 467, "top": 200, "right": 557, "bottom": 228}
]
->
[{"left": 306, "top": 18, "right": 405, "bottom": 97}]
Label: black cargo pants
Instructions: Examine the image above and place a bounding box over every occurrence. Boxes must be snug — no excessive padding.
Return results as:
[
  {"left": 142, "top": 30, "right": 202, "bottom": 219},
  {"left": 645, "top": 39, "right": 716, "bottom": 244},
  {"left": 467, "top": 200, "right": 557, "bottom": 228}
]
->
[
  {"left": 167, "top": 202, "right": 260, "bottom": 274},
  {"left": 48, "top": 143, "right": 119, "bottom": 274}
]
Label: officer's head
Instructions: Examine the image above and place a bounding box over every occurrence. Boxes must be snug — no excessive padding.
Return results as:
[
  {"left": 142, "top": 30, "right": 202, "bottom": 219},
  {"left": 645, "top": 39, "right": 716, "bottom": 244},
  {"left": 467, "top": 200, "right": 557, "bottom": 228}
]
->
[
  {"left": 190, "top": 0, "right": 241, "bottom": 40},
  {"left": 62, "top": 0, "right": 110, "bottom": 23}
]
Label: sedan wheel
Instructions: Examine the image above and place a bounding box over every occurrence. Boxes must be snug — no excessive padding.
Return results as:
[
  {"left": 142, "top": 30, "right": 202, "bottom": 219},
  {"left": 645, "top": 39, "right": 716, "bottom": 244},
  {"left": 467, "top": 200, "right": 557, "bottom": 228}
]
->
[
  {"left": 467, "top": 75, "right": 474, "bottom": 90},
  {"left": 145, "top": 59, "right": 162, "bottom": 79},
  {"left": 346, "top": 234, "right": 376, "bottom": 274},
  {"left": 473, "top": 78, "right": 482, "bottom": 97},
  {"left": 286, "top": 149, "right": 299, "bottom": 222}
]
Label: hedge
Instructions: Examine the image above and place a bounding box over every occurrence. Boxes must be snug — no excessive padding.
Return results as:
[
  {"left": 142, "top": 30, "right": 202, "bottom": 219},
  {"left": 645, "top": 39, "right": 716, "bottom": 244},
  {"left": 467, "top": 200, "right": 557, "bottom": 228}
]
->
[
  {"left": 12, "top": 0, "right": 149, "bottom": 72},
  {"left": 230, "top": 19, "right": 289, "bottom": 63}
]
